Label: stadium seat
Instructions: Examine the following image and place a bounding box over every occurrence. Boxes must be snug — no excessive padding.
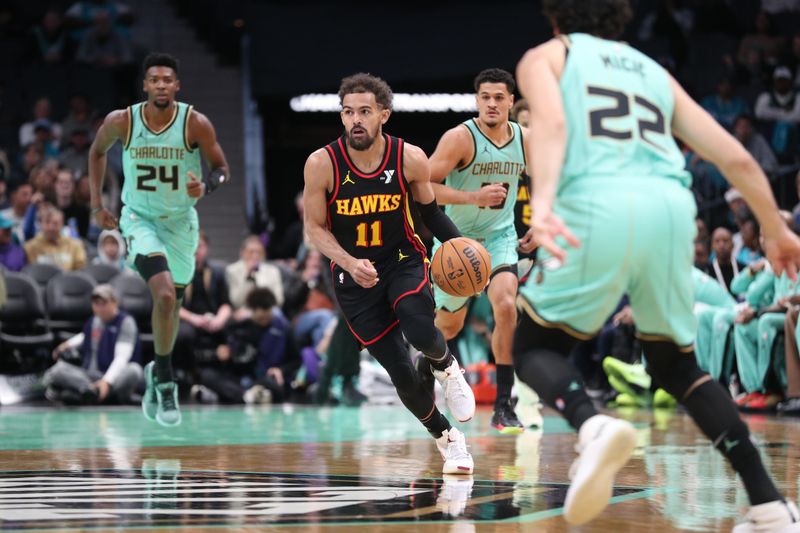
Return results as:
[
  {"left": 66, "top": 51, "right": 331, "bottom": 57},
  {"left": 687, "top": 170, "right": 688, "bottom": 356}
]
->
[
  {"left": 22, "top": 263, "right": 63, "bottom": 292},
  {"left": 45, "top": 271, "right": 96, "bottom": 341},
  {"left": 110, "top": 273, "right": 154, "bottom": 346},
  {"left": 0, "top": 272, "right": 54, "bottom": 371},
  {"left": 83, "top": 263, "right": 121, "bottom": 285}
]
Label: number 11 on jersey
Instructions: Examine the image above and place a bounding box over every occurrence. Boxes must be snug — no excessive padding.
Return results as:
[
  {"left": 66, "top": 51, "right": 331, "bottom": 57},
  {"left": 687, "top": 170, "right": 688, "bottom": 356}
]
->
[{"left": 356, "top": 221, "right": 383, "bottom": 247}]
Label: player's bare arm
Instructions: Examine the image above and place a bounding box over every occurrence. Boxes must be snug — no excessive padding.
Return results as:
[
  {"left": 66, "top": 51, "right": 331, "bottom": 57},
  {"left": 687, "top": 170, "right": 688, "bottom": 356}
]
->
[
  {"left": 669, "top": 76, "right": 800, "bottom": 279},
  {"left": 88, "top": 109, "right": 129, "bottom": 229},
  {"left": 303, "top": 149, "right": 378, "bottom": 289},
  {"left": 517, "top": 39, "right": 580, "bottom": 262},
  {"left": 186, "top": 111, "right": 230, "bottom": 199},
  {"left": 404, "top": 142, "right": 461, "bottom": 242},
  {"left": 430, "top": 126, "right": 507, "bottom": 207}
]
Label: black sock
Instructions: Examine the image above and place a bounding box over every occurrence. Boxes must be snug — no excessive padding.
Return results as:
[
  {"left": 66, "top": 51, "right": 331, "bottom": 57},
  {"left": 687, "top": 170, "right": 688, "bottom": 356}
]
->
[
  {"left": 495, "top": 364, "right": 514, "bottom": 406},
  {"left": 422, "top": 409, "right": 451, "bottom": 438},
  {"left": 428, "top": 350, "right": 454, "bottom": 372},
  {"left": 683, "top": 380, "right": 781, "bottom": 505},
  {"left": 155, "top": 353, "right": 174, "bottom": 383}
]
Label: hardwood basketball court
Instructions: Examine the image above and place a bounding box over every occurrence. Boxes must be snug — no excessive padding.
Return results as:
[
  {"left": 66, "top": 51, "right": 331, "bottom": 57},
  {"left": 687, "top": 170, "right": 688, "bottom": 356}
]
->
[{"left": 0, "top": 404, "right": 797, "bottom": 531}]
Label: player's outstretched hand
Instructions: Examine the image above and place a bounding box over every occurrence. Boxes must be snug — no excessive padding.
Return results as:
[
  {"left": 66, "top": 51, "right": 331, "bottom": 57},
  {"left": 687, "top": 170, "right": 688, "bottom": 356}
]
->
[
  {"left": 474, "top": 183, "right": 507, "bottom": 208},
  {"left": 763, "top": 225, "right": 800, "bottom": 282},
  {"left": 530, "top": 209, "right": 581, "bottom": 264},
  {"left": 348, "top": 258, "right": 379, "bottom": 288},
  {"left": 94, "top": 207, "right": 118, "bottom": 230},
  {"left": 186, "top": 171, "right": 205, "bottom": 198}
]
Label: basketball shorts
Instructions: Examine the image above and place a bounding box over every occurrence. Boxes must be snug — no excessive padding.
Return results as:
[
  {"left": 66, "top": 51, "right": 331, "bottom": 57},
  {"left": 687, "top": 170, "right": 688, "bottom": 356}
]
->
[
  {"left": 518, "top": 177, "right": 697, "bottom": 348},
  {"left": 433, "top": 225, "right": 519, "bottom": 312},
  {"left": 119, "top": 205, "right": 199, "bottom": 286},
  {"left": 331, "top": 253, "right": 432, "bottom": 346}
]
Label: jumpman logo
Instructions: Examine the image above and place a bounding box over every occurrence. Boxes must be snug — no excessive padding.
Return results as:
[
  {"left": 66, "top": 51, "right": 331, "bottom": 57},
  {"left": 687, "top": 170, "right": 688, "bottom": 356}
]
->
[
  {"left": 343, "top": 171, "right": 356, "bottom": 185},
  {"left": 482, "top": 145, "right": 491, "bottom": 155},
  {"left": 398, "top": 249, "right": 409, "bottom": 262}
]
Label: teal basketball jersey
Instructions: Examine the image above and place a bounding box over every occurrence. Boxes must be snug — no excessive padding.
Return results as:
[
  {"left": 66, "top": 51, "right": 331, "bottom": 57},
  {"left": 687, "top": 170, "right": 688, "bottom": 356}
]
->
[
  {"left": 121, "top": 101, "right": 202, "bottom": 217},
  {"left": 443, "top": 119, "right": 525, "bottom": 236},
  {"left": 559, "top": 33, "right": 690, "bottom": 189}
]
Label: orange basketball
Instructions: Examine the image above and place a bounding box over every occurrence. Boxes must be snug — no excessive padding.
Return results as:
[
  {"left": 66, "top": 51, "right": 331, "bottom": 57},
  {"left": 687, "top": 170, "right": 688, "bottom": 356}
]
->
[{"left": 431, "top": 237, "right": 491, "bottom": 297}]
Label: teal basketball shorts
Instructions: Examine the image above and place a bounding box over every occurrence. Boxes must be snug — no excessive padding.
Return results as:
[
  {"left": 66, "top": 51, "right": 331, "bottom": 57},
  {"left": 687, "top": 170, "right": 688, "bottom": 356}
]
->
[
  {"left": 433, "top": 225, "right": 519, "bottom": 312},
  {"left": 119, "top": 205, "right": 199, "bottom": 287},
  {"left": 519, "top": 177, "right": 697, "bottom": 348}
]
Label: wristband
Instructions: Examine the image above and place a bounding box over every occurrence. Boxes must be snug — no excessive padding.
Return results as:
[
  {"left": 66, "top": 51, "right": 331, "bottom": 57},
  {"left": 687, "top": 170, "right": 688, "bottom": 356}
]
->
[{"left": 203, "top": 168, "right": 228, "bottom": 195}]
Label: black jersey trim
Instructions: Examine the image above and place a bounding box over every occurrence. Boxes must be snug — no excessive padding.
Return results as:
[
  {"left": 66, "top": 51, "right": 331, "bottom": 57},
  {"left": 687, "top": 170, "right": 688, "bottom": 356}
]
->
[
  {"left": 456, "top": 123, "right": 477, "bottom": 172},
  {"left": 183, "top": 105, "right": 195, "bottom": 152},
  {"left": 337, "top": 134, "right": 392, "bottom": 178},
  {"left": 324, "top": 144, "right": 340, "bottom": 204},
  {"left": 472, "top": 118, "right": 516, "bottom": 150},
  {"left": 140, "top": 102, "right": 179, "bottom": 136},
  {"left": 558, "top": 34, "right": 572, "bottom": 60},
  {"left": 515, "top": 122, "right": 527, "bottom": 164},
  {"left": 123, "top": 106, "right": 133, "bottom": 149}
]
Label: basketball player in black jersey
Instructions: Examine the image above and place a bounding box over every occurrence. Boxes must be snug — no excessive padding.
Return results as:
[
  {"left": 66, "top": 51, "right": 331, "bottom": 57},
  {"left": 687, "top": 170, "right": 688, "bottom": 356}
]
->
[{"left": 304, "top": 73, "right": 476, "bottom": 474}]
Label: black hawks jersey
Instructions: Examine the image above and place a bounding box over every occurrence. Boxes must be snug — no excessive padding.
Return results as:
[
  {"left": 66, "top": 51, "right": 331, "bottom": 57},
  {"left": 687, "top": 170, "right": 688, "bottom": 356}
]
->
[
  {"left": 514, "top": 170, "right": 532, "bottom": 240},
  {"left": 325, "top": 134, "right": 426, "bottom": 266}
]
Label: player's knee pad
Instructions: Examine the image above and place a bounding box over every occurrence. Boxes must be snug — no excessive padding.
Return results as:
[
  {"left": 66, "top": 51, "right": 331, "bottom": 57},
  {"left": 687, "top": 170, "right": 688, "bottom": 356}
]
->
[
  {"left": 134, "top": 254, "right": 169, "bottom": 282},
  {"left": 641, "top": 340, "right": 706, "bottom": 400}
]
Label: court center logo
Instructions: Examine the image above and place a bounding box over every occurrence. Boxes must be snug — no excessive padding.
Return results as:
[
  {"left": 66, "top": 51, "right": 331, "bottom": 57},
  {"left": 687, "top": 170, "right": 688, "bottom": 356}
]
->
[{"left": 0, "top": 469, "right": 645, "bottom": 529}]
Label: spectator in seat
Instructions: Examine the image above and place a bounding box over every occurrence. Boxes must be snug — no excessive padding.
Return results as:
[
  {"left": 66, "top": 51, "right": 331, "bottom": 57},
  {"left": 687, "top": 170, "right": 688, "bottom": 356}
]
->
[
  {"left": 23, "top": 206, "right": 86, "bottom": 270},
  {"left": 61, "top": 94, "right": 94, "bottom": 141},
  {"left": 54, "top": 167, "right": 89, "bottom": 238},
  {"left": 755, "top": 66, "right": 800, "bottom": 124},
  {"left": 701, "top": 77, "right": 750, "bottom": 130},
  {"left": 227, "top": 235, "right": 284, "bottom": 316},
  {"left": 59, "top": 127, "right": 91, "bottom": 177},
  {"left": 704, "top": 227, "right": 745, "bottom": 295},
  {"left": 737, "top": 11, "right": 785, "bottom": 66},
  {"left": 733, "top": 114, "right": 779, "bottom": 175},
  {"left": 92, "top": 228, "right": 129, "bottom": 272},
  {"left": 43, "top": 284, "right": 142, "bottom": 404},
  {"left": 26, "top": 7, "right": 70, "bottom": 64},
  {"left": 0, "top": 212, "right": 25, "bottom": 272},
  {"left": 19, "top": 98, "right": 62, "bottom": 148},
  {"left": 192, "top": 288, "right": 298, "bottom": 404},
  {"left": 1, "top": 181, "right": 32, "bottom": 243},
  {"left": 75, "top": 11, "right": 133, "bottom": 67},
  {"left": 176, "top": 230, "right": 231, "bottom": 367}
]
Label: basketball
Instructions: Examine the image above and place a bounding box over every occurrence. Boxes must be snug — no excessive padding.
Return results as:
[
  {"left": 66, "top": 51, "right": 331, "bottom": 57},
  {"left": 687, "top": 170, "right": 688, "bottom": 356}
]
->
[{"left": 431, "top": 237, "right": 491, "bottom": 297}]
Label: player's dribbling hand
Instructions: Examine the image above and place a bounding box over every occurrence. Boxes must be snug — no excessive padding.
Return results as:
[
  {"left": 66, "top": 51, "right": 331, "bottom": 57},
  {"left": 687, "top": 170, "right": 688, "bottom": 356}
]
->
[
  {"left": 474, "top": 183, "right": 507, "bottom": 207},
  {"left": 530, "top": 208, "right": 581, "bottom": 264},
  {"left": 186, "top": 171, "right": 205, "bottom": 198},
  {"left": 763, "top": 225, "right": 800, "bottom": 282},
  {"left": 93, "top": 207, "right": 118, "bottom": 230},
  {"left": 348, "top": 258, "right": 379, "bottom": 288}
]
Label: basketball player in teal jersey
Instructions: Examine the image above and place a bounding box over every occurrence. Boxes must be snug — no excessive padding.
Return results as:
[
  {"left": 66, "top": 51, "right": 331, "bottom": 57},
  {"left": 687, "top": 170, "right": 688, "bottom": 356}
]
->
[
  {"left": 88, "top": 53, "right": 230, "bottom": 427},
  {"left": 426, "top": 69, "right": 533, "bottom": 434},
  {"left": 515, "top": 1, "right": 800, "bottom": 529}
]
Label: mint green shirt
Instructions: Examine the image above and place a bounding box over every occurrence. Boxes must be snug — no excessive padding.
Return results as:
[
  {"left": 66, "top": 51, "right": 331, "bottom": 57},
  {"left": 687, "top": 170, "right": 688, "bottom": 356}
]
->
[
  {"left": 443, "top": 119, "right": 525, "bottom": 236},
  {"left": 558, "top": 33, "right": 690, "bottom": 189},
  {"left": 121, "top": 101, "right": 202, "bottom": 218}
]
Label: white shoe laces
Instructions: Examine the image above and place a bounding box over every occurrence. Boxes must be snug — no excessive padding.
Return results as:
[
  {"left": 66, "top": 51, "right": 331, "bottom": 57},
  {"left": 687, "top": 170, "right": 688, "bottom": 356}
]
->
[{"left": 444, "top": 367, "right": 471, "bottom": 403}]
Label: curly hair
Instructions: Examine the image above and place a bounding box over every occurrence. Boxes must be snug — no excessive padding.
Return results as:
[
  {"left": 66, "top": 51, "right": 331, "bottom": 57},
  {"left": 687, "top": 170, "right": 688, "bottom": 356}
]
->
[
  {"left": 473, "top": 68, "right": 515, "bottom": 94},
  {"left": 142, "top": 52, "right": 179, "bottom": 76},
  {"left": 338, "top": 73, "right": 393, "bottom": 110},
  {"left": 543, "top": 0, "right": 632, "bottom": 40}
]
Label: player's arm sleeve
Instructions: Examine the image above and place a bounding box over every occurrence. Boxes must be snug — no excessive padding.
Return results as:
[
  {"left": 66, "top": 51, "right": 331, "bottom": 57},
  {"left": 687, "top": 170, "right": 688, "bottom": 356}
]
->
[{"left": 416, "top": 199, "right": 461, "bottom": 242}]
